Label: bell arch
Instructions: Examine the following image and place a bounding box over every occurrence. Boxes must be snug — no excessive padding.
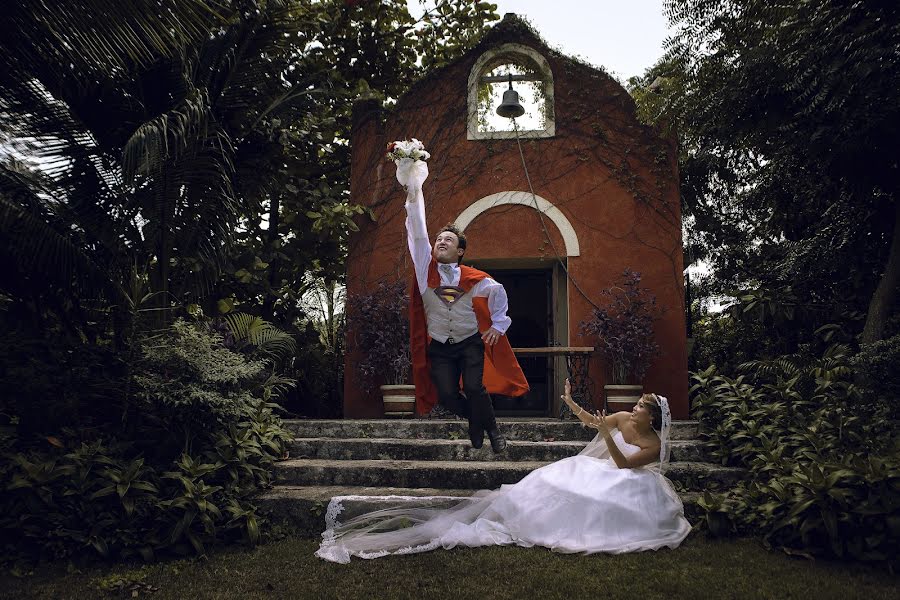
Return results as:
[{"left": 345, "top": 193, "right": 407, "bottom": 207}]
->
[{"left": 467, "top": 43, "right": 555, "bottom": 140}]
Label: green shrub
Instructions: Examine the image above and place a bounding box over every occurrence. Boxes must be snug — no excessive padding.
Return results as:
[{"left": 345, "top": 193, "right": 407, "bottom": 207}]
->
[
  {"left": 0, "top": 334, "right": 126, "bottom": 449},
  {"left": 281, "top": 321, "right": 344, "bottom": 418},
  {"left": 852, "top": 333, "right": 900, "bottom": 412},
  {"left": 0, "top": 317, "right": 292, "bottom": 562},
  {"left": 691, "top": 342, "right": 900, "bottom": 562}
]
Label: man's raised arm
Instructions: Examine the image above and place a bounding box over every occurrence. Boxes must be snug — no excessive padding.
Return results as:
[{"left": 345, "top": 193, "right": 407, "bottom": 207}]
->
[{"left": 401, "top": 162, "right": 431, "bottom": 295}]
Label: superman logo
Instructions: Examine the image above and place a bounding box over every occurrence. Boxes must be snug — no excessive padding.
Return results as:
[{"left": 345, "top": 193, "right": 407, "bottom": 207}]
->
[{"left": 434, "top": 285, "right": 465, "bottom": 307}]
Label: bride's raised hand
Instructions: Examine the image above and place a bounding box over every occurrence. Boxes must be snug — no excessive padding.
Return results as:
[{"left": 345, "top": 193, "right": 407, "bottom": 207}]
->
[
  {"left": 591, "top": 409, "right": 611, "bottom": 435},
  {"left": 560, "top": 378, "right": 575, "bottom": 408}
]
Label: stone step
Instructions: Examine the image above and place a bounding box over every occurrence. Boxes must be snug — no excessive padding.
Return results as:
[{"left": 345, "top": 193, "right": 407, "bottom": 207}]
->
[
  {"left": 283, "top": 419, "right": 701, "bottom": 441},
  {"left": 274, "top": 458, "right": 741, "bottom": 493},
  {"left": 286, "top": 437, "right": 711, "bottom": 463},
  {"left": 257, "top": 485, "right": 705, "bottom": 537}
]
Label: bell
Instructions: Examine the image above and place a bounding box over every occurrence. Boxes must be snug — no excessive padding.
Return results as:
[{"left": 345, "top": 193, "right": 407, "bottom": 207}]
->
[{"left": 496, "top": 73, "right": 525, "bottom": 119}]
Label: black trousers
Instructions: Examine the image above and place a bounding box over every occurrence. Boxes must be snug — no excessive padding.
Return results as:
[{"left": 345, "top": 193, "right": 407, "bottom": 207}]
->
[{"left": 428, "top": 332, "right": 497, "bottom": 432}]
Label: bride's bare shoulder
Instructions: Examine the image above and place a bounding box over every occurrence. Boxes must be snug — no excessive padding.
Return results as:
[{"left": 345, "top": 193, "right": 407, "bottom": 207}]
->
[
  {"left": 621, "top": 420, "right": 661, "bottom": 450},
  {"left": 640, "top": 430, "right": 662, "bottom": 451},
  {"left": 609, "top": 411, "right": 631, "bottom": 427}
]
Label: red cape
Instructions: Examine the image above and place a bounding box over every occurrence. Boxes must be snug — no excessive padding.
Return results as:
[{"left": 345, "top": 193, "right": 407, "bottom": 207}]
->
[{"left": 409, "top": 259, "right": 530, "bottom": 415}]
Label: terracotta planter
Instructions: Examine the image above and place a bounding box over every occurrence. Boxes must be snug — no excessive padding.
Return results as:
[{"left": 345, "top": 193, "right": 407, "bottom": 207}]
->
[
  {"left": 603, "top": 384, "right": 643, "bottom": 413},
  {"left": 380, "top": 384, "right": 416, "bottom": 418}
]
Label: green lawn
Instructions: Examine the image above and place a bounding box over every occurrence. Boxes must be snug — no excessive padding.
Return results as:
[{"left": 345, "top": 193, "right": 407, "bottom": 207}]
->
[{"left": 3, "top": 532, "right": 898, "bottom": 600}]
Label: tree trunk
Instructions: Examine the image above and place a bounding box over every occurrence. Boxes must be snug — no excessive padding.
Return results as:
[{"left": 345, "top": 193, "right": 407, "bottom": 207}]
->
[
  {"left": 151, "top": 172, "right": 173, "bottom": 329},
  {"left": 154, "top": 224, "right": 170, "bottom": 328},
  {"left": 262, "top": 194, "right": 280, "bottom": 320},
  {"left": 861, "top": 200, "right": 900, "bottom": 344}
]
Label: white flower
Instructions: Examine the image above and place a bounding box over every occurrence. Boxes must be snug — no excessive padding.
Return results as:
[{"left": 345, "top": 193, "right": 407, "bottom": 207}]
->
[{"left": 386, "top": 138, "right": 431, "bottom": 162}]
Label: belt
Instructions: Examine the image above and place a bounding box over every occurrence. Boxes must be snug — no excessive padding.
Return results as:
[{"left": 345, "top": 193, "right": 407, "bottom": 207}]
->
[{"left": 439, "top": 332, "right": 479, "bottom": 345}]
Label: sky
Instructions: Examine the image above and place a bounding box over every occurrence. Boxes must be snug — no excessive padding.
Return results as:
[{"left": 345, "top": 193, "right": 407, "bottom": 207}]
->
[{"left": 410, "top": 0, "right": 672, "bottom": 82}]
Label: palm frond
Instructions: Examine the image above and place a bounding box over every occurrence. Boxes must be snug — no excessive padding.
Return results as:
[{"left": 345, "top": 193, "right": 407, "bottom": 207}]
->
[
  {"left": 0, "top": 0, "right": 327, "bottom": 315},
  {"left": 224, "top": 312, "right": 297, "bottom": 360},
  {"left": 0, "top": 77, "right": 96, "bottom": 179},
  {"left": 123, "top": 86, "right": 212, "bottom": 183},
  {"left": 55, "top": 147, "right": 138, "bottom": 262},
  {"left": 3, "top": 1, "right": 225, "bottom": 78},
  {"left": 738, "top": 356, "right": 803, "bottom": 379},
  {"left": 0, "top": 185, "right": 117, "bottom": 303},
  {"left": 259, "top": 370, "right": 297, "bottom": 402}
]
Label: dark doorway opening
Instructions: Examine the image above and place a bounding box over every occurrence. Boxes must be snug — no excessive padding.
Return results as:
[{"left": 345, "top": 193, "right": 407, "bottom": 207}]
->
[{"left": 481, "top": 268, "right": 551, "bottom": 416}]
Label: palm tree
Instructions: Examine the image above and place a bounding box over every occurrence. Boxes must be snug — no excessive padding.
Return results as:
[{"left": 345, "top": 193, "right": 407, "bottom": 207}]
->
[
  {"left": 0, "top": 1, "right": 222, "bottom": 322},
  {"left": 0, "top": 0, "right": 335, "bottom": 332}
]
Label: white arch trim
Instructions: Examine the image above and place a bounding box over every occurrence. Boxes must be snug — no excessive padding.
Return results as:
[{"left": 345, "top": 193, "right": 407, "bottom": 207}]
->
[{"left": 455, "top": 191, "right": 580, "bottom": 257}]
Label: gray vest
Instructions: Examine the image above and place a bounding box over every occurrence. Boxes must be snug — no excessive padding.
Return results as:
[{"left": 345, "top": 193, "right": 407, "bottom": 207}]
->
[{"left": 421, "top": 288, "right": 479, "bottom": 343}]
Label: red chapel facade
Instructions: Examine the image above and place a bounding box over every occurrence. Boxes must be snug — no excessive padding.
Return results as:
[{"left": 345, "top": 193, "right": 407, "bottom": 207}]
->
[{"left": 343, "top": 15, "right": 690, "bottom": 419}]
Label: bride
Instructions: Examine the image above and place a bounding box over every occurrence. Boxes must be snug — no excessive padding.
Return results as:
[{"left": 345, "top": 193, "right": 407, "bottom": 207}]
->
[{"left": 315, "top": 381, "right": 692, "bottom": 563}]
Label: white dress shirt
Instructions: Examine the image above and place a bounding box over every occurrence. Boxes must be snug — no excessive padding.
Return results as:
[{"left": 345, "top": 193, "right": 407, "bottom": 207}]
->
[{"left": 404, "top": 186, "right": 512, "bottom": 337}]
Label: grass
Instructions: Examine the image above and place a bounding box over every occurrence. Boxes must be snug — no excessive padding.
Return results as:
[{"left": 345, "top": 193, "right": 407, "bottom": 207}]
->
[{"left": 2, "top": 532, "right": 898, "bottom": 600}]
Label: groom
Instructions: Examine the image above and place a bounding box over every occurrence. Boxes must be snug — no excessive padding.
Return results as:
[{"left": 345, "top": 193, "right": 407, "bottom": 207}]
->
[{"left": 399, "top": 160, "right": 528, "bottom": 453}]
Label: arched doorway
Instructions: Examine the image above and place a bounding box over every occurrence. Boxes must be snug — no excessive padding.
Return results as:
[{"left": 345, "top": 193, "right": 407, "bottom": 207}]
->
[{"left": 458, "top": 192, "right": 579, "bottom": 415}]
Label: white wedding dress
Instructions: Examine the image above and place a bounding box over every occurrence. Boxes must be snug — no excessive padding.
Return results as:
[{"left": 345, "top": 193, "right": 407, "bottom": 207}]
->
[{"left": 316, "top": 425, "right": 692, "bottom": 564}]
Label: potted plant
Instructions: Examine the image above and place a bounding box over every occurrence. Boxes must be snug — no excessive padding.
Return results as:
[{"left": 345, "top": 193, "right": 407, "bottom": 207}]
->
[
  {"left": 581, "top": 269, "right": 662, "bottom": 411},
  {"left": 346, "top": 280, "right": 414, "bottom": 417}
]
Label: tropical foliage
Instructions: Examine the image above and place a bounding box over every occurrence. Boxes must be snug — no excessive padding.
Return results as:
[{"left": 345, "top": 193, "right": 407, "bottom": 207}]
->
[
  {"left": 0, "top": 0, "right": 499, "bottom": 330},
  {"left": 630, "top": 0, "right": 900, "bottom": 563},
  {"left": 632, "top": 0, "right": 900, "bottom": 355},
  {"left": 0, "top": 316, "right": 292, "bottom": 561},
  {"left": 690, "top": 337, "right": 900, "bottom": 561}
]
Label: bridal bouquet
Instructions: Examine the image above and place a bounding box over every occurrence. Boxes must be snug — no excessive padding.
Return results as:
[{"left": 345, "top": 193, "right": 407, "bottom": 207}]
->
[
  {"left": 386, "top": 138, "right": 431, "bottom": 162},
  {"left": 389, "top": 138, "right": 430, "bottom": 189}
]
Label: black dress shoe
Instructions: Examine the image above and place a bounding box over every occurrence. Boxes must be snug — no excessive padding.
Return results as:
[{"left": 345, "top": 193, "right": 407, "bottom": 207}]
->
[
  {"left": 487, "top": 428, "right": 507, "bottom": 453},
  {"left": 469, "top": 422, "right": 484, "bottom": 449}
]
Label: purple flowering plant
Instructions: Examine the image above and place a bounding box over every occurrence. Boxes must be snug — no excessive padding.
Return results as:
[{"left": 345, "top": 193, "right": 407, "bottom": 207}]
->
[
  {"left": 346, "top": 279, "right": 411, "bottom": 386},
  {"left": 580, "top": 269, "right": 662, "bottom": 385}
]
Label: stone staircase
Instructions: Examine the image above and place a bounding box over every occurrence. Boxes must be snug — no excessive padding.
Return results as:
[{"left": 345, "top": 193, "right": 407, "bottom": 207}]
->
[{"left": 258, "top": 418, "right": 742, "bottom": 536}]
